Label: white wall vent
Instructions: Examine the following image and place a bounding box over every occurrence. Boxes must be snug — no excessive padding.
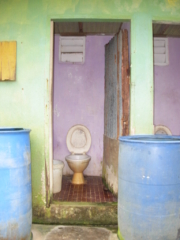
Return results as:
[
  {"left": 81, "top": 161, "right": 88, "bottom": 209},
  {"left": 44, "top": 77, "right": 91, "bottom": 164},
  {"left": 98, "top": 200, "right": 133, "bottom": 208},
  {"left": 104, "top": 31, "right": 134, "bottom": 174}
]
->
[
  {"left": 59, "top": 36, "right": 85, "bottom": 64},
  {"left": 153, "top": 37, "right": 169, "bottom": 66}
]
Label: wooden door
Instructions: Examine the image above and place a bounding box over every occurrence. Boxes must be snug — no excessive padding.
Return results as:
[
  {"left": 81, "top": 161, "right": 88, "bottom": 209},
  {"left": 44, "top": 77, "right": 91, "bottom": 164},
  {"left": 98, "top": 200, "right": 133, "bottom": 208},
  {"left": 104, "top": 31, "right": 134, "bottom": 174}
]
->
[{"left": 103, "top": 30, "right": 130, "bottom": 195}]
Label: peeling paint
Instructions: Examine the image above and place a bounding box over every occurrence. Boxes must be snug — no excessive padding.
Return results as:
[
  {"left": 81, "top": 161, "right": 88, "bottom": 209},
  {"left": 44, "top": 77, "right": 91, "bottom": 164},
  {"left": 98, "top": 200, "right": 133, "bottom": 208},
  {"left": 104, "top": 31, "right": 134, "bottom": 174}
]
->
[
  {"left": 103, "top": 135, "right": 119, "bottom": 195},
  {"left": 45, "top": 160, "right": 50, "bottom": 208},
  {"left": 47, "top": 0, "right": 80, "bottom": 15},
  {"left": 41, "top": 170, "right": 46, "bottom": 205},
  {"left": 104, "top": 165, "right": 118, "bottom": 194},
  {"left": 54, "top": 104, "right": 60, "bottom": 118},
  {"left": 131, "top": 127, "right": 135, "bottom": 135},
  {"left": 168, "top": 0, "right": 178, "bottom": 6},
  {"left": 46, "top": 78, "right": 48, "bottom": 92},
  {"left": 153, "top": 0, "right": 180, "bottom": 13},
  {"left": 114, "top": 0, "right": 143, "bottom": 12}
]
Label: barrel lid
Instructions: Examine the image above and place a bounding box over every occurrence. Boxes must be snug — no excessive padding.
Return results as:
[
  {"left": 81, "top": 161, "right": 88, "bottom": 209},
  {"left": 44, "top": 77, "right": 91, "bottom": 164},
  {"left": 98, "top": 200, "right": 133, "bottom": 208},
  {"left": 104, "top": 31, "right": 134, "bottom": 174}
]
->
[
  {"left": 0, "top": 127, "right": 31, "bottom": 133},
  {"left": 119, "top": 135, "right": 180, "bottom": 143}
]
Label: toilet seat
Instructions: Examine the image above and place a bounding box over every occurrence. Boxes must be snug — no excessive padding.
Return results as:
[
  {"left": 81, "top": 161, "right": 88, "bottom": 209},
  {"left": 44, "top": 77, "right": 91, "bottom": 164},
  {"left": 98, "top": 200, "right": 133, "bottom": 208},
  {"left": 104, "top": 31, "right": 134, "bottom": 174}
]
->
[{"left": 66, "top": 124, "right": 91, "bottom": 154}]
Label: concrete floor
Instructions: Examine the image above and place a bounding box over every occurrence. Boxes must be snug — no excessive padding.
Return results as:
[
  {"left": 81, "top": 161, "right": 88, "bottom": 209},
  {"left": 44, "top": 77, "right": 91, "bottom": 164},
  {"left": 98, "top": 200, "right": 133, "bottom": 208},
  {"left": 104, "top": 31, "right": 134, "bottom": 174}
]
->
[{"left": 32, "top": 224, "right": 119, "bottom": 240}]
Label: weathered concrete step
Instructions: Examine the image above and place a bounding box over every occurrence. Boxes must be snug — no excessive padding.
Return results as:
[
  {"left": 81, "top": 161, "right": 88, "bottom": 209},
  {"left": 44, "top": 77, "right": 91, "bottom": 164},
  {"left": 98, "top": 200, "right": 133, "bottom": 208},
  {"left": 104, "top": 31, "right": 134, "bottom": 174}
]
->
[{"left": 33, "top": 202, "right": 117, "bottom": 225}]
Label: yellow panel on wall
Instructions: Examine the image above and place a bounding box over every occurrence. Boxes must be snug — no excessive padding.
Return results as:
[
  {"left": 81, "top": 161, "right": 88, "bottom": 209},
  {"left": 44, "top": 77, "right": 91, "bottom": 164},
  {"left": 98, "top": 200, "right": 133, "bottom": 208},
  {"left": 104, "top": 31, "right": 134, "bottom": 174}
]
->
[{"left": 0, "top": 41, "right": 17, "bottom": 81}]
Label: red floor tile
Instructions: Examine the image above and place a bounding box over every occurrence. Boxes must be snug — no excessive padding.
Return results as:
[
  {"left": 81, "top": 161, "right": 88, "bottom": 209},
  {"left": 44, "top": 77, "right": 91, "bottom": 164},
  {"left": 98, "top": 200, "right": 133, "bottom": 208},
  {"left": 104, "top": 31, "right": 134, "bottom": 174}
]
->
[{"left": 53, "top": 176, "right": 117, "bottom": 203}]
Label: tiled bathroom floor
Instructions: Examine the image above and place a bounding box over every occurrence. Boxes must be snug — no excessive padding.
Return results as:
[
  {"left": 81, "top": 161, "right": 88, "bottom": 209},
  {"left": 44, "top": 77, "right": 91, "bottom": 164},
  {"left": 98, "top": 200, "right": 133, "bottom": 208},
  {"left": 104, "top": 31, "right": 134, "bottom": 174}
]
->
[{"left": 53, "top": 176, "right": 117, "bottom": 203}]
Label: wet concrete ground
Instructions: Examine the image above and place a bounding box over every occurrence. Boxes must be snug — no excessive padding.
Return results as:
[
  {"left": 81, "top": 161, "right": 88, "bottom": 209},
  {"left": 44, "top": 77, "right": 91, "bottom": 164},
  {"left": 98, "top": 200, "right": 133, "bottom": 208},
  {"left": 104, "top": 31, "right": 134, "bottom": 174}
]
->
[{"left": 32, "top": 224, "right": 119, "bottom": 240}]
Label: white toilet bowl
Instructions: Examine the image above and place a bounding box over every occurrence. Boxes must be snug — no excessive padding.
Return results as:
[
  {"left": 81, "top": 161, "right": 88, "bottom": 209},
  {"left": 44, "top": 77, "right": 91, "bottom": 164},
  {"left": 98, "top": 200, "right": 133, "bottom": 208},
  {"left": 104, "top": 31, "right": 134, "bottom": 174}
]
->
[{"left": 65, "top": 124, "right": 91, "bottom": 184}]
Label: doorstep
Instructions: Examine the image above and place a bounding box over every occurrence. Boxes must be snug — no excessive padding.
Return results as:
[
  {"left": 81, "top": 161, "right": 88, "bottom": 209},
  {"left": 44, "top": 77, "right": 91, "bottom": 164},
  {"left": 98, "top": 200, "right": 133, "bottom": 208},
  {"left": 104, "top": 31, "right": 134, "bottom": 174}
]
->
[{"left": 33, "top": 201, "right": 117, "bottom": 225}]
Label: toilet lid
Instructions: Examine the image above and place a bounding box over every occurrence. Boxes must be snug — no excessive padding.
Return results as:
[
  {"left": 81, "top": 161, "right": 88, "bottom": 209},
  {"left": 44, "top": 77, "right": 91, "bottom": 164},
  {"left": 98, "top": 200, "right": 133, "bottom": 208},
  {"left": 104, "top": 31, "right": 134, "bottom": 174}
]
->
[{"left": 66, "top": 124, "right": 91, "bottom": 154}]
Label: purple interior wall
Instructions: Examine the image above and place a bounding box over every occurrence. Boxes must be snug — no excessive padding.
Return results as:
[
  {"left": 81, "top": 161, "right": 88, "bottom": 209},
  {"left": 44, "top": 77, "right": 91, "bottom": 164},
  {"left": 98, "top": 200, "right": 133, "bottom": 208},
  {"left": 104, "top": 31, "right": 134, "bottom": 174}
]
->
[
  {"left": 154, "top": 37, "right": 180, "bottom": 135},
  {"left": 53, "top": 35, "right": 112, "bottom": 176}
]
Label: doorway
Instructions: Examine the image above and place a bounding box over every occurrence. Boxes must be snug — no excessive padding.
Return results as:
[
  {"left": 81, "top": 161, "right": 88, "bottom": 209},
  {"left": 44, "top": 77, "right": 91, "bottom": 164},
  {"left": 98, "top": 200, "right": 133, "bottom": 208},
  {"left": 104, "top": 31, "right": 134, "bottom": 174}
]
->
[
  {"left": 50, "top": 21, "right": 131, "bottom": 203},
  {"left": 153, "top": 22, "right": 180, "bottom": 136}
]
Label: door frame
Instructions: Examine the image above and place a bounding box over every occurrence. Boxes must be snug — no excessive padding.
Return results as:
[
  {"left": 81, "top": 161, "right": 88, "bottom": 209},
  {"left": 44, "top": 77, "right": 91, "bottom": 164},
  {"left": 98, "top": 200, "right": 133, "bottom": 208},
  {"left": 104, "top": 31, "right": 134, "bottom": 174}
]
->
[
  {"left": 49, "top": 20, "right": 54, "bottom": 200},
  {"left": 48, "top": 19, "right": 130, "bottom": 200}
]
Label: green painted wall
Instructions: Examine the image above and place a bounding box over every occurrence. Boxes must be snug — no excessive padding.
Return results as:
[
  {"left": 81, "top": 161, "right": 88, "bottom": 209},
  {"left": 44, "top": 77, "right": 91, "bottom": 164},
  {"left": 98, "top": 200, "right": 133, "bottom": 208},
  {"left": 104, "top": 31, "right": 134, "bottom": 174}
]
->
[{"left": 0, "top": 0, "right": 180, "bottom": 209}]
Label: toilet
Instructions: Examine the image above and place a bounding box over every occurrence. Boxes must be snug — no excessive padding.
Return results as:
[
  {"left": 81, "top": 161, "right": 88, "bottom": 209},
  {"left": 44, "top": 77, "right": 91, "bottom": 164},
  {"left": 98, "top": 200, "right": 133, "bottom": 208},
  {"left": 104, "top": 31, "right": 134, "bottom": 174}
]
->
[{"left": 65, "top": 124, "right": 91, "bottom": 184}]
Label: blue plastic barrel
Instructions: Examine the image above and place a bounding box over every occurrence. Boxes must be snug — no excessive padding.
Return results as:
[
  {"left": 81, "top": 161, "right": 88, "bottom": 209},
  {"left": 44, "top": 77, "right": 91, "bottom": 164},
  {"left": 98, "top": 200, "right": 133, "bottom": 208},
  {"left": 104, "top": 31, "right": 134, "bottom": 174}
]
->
[
  {"left": 0, "top": 128, "right": 32, "bottom": 239},
  {"left": 118, "top": 135, "right": 180, "bottom": 240}
]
